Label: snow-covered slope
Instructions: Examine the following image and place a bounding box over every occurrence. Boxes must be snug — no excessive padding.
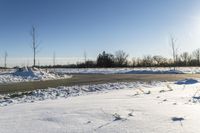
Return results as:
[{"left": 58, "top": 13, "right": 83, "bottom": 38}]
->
[
  {"left": 0, "top": 79, "right": 200, "bottom": 133},
  {"left": 0, "top": 67, "right": 71, "bottom": 84}
]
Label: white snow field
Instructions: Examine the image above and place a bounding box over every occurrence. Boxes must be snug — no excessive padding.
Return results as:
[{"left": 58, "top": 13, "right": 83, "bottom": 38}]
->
[
  {"left": 0, "top": 79, "right": 200, "bottom": 133},
  {"left": 52, "top": 67, "right": 200, "bottom": 74},
  {"left": 0, "top": 67, "right": 71, "bottom": 84}
]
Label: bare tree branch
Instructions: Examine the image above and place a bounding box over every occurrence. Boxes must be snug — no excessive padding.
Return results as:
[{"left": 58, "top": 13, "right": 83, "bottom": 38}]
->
[
  {"left": 30, "top": 25, "right": 40, "bottom": 67},
  {"left": 169, "top": 35, "right": 178, "bottom": 70},
  {"left": 4, "top": 51, "right": 8, "bottom": 68}
]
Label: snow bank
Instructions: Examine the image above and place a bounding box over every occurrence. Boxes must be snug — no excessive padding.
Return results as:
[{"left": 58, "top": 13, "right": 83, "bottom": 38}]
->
[
  {"left": 125, "top": 69, "right": 183, "bottom": 74},
  {"left": 0, "top": 67, "right": 71, "bottom": 84},
  {"left": 0, "top": 81, "right": 160, "bottom": 106},
  {"left": 52, "top": 67, "right": 200, "bottom": 74}
]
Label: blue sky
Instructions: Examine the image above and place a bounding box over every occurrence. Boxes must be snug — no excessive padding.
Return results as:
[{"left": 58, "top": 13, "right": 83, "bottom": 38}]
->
[{"left": 1, "top": 0, "right": 200, "bottom": 66}]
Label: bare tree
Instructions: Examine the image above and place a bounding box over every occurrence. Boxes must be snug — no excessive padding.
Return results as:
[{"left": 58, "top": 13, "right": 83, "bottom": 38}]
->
[
  {"left": 142, "top": 55, "right": 153, "bottom": 67},
  {"left": 193, "top": 48, "right": 200, "bottom": 66},
  {"left": 153, "top": 55, "right": 162, "bottom": 66},
  {"left": 115, "top": 50, "right": 129, "bottom": 66},
  {"left": 53, "top": 51, "right": 56, "bottom": 66},
  {"left": 136, "top": 58, "right": 142, "bottom": 67},
  {"left": 30, "top": 26, "right": 40, "bottom": 67},
  {"left": 169, "top": 36, "right": 178, "bottom": 70},
  {"left": 153, "top": 55, "right": 167, "bottom": 66},
  {"left": 131, "top": 57, "right": 136, "bottom": 67},
  {"left": 180, "top": 52, "right": 191, "bottom": 66},
  {"left": 84, "top": 51, "right": 87, "bottom": 63},
  {"left": 4, "top": 51, "right": 8, "bottom": 68}
]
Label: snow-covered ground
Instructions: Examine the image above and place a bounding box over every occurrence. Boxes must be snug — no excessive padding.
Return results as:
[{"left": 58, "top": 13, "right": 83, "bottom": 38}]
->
[
  {"left": 1, "top": 67, "right": 200, "bottom": 84},
  {"left": 0, "top": 79, "right": 200, "bottom": 133},
  {"left": 52, "top": 67, "right": 200, "bottom": 74},
  {"left": 0, "top": 67, "right": 71, "bottom": 84}
]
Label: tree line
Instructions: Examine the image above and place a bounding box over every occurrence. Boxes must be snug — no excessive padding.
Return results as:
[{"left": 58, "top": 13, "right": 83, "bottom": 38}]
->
[{"left": 38, "top": 48, "right": 200, "bottom": 68}]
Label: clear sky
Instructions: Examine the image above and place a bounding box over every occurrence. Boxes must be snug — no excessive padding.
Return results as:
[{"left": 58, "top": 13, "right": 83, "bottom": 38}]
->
[{"left": 1, "top": 0, "right": 200, "bottom": 66}]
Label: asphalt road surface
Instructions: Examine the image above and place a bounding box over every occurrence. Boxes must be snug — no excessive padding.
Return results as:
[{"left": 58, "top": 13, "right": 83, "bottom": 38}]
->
[{"left": 0, "top": 74, "right": 200, "bottom": 94}]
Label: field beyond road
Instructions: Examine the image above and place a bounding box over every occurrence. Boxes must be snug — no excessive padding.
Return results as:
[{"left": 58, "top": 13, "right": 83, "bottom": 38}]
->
[{"left": 0, "top": 74, "right": 200, "bottom": 94}]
